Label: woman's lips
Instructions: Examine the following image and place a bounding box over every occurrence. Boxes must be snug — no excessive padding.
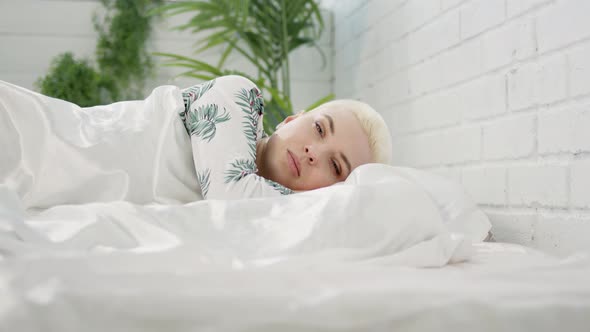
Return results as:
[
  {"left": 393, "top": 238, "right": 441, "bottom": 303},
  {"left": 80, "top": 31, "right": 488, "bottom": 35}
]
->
[{"left": 287, "top": 150, "right": 300, "bottom": 177}]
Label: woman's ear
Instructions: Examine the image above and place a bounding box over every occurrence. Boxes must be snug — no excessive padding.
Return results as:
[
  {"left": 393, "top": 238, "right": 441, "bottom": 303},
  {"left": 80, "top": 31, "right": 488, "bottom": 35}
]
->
[{"left": 276, "top": 111, "right": 304, "bottom": 130}]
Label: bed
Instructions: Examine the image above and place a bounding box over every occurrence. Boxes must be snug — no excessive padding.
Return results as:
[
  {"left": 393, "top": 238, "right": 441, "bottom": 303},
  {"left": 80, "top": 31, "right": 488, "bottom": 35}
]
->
[
  {"left": 1, "top": 79, "right": 590, "bottom": 331},
  {"left": 1, "top": 171, "right": 589, "bottom": 331},
  {"left": 1, "top": 242, "right": 589, "bottom": 331}
]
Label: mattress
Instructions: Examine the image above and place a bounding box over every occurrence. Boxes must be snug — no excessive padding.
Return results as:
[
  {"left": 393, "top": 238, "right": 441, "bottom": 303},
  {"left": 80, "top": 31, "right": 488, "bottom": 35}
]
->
[{"left": 1, "top": 242, "right": 589, "bottom": 332}]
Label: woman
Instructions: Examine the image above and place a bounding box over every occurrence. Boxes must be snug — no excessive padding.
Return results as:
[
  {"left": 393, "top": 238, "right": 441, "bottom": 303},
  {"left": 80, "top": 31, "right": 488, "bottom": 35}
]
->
[
  {"left": 0, "top": 75, "right": 392, "bottom": 208},
  {"left": 181, "top": 75, "right": 393, "bottom": 199}
]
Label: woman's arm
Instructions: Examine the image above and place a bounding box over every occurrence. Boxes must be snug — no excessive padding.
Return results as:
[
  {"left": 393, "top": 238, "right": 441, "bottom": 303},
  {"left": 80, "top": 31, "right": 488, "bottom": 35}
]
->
[{"left": 180, "top": 75, "right": 293, "bottom": 200}]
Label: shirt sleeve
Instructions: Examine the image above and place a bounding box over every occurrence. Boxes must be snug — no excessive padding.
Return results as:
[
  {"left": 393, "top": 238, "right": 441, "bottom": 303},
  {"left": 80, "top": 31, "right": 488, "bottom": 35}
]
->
[{"left": 179, "top": 75, "right": 294, "bottom": 200}]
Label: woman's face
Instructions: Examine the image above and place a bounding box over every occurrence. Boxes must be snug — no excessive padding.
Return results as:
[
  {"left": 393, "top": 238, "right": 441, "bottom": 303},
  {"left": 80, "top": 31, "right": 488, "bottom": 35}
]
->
[{"left": 257, "top": 106, "right": 372, "bottom": 191}]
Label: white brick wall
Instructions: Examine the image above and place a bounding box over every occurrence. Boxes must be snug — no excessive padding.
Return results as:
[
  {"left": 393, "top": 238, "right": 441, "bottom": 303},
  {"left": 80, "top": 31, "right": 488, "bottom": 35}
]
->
[
  {"left": 508, "top": 164, "right": 568, "bottom": 206},
  {"left": 571, "top": 160, "right": 590, "bottom": 208},
  {"left": 0, "top": 0, "right": 333, "bottom": 111},
  {"left": 483, "top": 114, "right": 536, "bottom": 160},
  {"left": 538, "top": 105, "right": 590, "bottom": 153},
  {"left": 462, "top": 166, "right": 507, "bottom": 205},
  {"left": 460, "top": 0, "right": 505, "bottom": 39},
  {"left": 507, "top": 55, "right": 568, "bottom": 111},
  {"left": 536, "top": 0, "right": 590, "bottom": 52},
  {"left": 330, "top": 0, "right": 590, "bottom": 255},
  {"left": 569, "top": 44, "right": 590, "bottom": 97}
]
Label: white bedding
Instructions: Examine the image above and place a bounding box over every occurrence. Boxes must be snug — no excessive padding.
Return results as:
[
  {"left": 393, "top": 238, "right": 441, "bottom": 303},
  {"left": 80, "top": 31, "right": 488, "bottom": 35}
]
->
[
  {"left": 1, "top": 242, "right": 589, "bottom": 332},
  {"left": 0, "top": 80, "right": 200, "bottom": 208},
  {"left": 0, "top": 164, "right": 472, "bottom": 266},
  {"left": 1, "top": 80, "right": 589, "bottom": 330},
  {"left": 1, "top": 170, "right": 589, "bottom": 331}
]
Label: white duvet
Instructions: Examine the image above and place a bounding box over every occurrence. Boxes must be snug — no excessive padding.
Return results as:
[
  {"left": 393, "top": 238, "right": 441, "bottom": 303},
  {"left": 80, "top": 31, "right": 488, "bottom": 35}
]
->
[
  {"left": 0, "top": 80, "right": 201, "bottom": 208},
  {"left": 0, "top": 164, "right": 471, "bottom": 266},
  {"left": 1, "top": 80, "right": 590, "bottom": 331},
  {"left": 0, "top": 79, "right": 476, "bottom": 265}
]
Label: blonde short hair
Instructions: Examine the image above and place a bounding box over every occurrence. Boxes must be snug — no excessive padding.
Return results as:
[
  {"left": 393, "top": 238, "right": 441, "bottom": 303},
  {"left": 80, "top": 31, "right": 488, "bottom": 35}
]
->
[{"left": 315, "top": 99, "right": 393, "bottom": 165}]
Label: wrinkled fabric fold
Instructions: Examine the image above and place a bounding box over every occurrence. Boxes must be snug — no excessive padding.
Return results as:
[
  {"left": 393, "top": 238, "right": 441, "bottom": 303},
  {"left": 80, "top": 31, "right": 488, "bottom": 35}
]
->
[
  {"left": 1, "top": 165, "right": 471, "bottom": 268},
  {"left": 0, "top": 81, "right": 202, "bottom": 209}
]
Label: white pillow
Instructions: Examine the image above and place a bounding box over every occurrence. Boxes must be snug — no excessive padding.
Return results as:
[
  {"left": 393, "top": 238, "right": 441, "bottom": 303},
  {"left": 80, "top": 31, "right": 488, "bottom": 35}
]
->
[{"left": 347, "top": 164, "right": 491, "bottom": 242}]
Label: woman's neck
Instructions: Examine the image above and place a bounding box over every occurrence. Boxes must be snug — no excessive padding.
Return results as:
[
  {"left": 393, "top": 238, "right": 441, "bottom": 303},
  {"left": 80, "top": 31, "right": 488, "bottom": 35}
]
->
[{"left": 255, "top": 137, "right": 269, "bottom": 177}]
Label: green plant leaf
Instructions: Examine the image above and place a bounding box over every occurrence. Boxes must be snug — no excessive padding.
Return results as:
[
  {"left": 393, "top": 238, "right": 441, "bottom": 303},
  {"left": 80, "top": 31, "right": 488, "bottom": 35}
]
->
[
  {"left": 38, "top": 0, "right": 162, "bottom": 105},
  {"left": 36, "top": 52, "right": 103, "bottom": 107},
  {"left": 154, "top": 0, "right": 324, "bottom": 130}
]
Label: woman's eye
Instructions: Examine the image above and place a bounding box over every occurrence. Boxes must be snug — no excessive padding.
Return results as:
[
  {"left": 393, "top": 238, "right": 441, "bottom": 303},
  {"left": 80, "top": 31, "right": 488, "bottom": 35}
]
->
[
  {"left": 332, "top": 159, "right": 341, "bottom": 176},
  {"left": 315, "top": 122, "right": 324, "bottom": 136}
]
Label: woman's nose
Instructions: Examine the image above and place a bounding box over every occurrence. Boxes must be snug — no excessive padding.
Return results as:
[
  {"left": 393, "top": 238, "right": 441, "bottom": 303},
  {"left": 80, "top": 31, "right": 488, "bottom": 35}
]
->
[{"left": 304, "top": 146, "right": 318, "bottom": 165}]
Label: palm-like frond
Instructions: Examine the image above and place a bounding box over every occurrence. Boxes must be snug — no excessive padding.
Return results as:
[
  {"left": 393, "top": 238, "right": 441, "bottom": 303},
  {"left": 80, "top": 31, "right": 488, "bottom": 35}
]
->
[
  {"left": 235, "top": 87, "right": 264, "bottom": 159},
  {"left": 224, "top": 158, "right": 257, "bottom": 183},
  {"left": 196, "top": 168, "right": 211, "bottom": 197},
  {"left": 187, "top": 104, "right": 231, "bottom": 142},
  {"left": 180, "top": 79, "right": 217, "bottom": 128},
  {"left": 182, "top": 78, "right": 216, "bottom": 111},
  {"left": 264, "top": 179, "right": 294, "bottom": 195}
]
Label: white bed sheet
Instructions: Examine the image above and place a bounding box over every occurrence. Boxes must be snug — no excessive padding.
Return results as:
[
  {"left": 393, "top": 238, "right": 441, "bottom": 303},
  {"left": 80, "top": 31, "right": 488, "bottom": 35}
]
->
[{"left": 1, "top": 242, "right": 589, "bottom": 332}]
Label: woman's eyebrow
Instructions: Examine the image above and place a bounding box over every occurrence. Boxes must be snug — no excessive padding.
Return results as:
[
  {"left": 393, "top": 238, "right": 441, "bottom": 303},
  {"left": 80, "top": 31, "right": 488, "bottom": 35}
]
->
[{"left": 323, "top": 114, "right": 335, "bottom": 134}]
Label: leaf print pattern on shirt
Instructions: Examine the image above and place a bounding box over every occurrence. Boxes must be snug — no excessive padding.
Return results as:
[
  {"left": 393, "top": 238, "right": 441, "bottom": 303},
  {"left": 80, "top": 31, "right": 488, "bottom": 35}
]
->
[
  {"left": 180, "top": 79, "right": 216, "bottom": 133},
  {"left": 196, "top": 168, "right": 211, "bottom": 197},
  {"left": 235, "top": 87, "right": 264, "bottom": 160},
  {"left": 182, "top": 76, "right": 295, "bottom": 199},
  {"left": 187, "top": 104, "right": 231, "bottom": 142},
  {"left": 227, "top": 85, "right": 292, "bottom": 195},
  {"left": 224, "top": 158, "right": 257, "bottom": 183},
  {"left": 264, "top": 179, "right": 294, "bottom": 195}
]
